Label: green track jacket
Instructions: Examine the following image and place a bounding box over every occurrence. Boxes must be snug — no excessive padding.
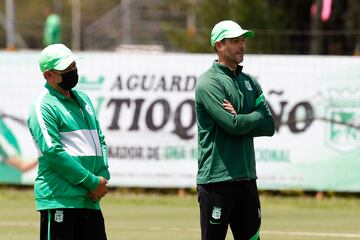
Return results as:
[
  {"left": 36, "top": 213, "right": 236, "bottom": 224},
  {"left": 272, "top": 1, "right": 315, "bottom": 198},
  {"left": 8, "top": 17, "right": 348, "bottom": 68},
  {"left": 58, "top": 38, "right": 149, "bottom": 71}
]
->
[
  {"left": 195, "top": 61, "right": 275, "bottom": 184},
  {"left": 28, "top": 83, "right": 110, "bottom": 210}
]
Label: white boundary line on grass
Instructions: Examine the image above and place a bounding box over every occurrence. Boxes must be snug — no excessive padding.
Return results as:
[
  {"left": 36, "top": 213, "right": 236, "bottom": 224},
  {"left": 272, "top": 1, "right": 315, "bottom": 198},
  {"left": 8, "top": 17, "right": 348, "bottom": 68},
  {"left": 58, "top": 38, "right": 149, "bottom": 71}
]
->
[
  {"left": 0, "top": 222, "right": 38, "bottom": 227},
  {"left": 263, "top": 230, "right": 360, "bottom": 238},
  {"left": 2, "top": 222, "right": 360, "bottom": 239},
  {"left": 117, "top": 227, "right": 360, "bottom": 239}
]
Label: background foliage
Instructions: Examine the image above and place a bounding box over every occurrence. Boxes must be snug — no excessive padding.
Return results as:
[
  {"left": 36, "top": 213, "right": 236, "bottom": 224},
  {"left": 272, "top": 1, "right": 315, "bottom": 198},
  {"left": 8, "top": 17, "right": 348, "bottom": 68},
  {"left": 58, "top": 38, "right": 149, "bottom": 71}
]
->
[{"left": 0, "top": 0, "right": 359, "bottom": 54}]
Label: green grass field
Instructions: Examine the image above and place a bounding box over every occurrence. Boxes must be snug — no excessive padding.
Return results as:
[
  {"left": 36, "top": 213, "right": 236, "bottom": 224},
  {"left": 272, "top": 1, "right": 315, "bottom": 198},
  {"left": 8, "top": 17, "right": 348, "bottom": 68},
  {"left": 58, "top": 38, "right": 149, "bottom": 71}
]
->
[{"left": 1, "top": 187, "right": 360, "bottom": 240}]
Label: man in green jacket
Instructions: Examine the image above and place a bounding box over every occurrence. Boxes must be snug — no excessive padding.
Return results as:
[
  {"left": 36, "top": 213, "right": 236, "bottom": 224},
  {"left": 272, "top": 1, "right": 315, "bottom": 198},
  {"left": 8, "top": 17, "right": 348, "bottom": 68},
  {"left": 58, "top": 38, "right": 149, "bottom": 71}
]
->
[
  {"left": 28, "top": 44, "right": 110, "bottom": 240},
  {"left": 43, "top": 6, "right": 61, "bottom": 46},
  {"left": 195, "top": 20, "right": 275, "bottom": 240}
]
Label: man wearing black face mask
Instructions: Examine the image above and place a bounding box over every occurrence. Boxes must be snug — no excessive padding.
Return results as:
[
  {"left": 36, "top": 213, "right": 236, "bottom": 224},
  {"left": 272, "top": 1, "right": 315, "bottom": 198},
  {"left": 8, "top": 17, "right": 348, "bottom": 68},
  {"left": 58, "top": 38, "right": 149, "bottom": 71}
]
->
[{"left": 27, "top": 44, "right": 110, "bottom": 240}]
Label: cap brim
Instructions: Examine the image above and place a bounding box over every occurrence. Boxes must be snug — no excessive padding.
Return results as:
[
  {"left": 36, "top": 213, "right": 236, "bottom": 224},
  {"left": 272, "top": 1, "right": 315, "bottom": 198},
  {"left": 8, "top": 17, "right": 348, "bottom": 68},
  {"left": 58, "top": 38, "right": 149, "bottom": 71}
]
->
[
  {"left": 53, "top": 54, "right": 81, "bottom": 71},
  {"left": 225, "top": 29, "right": 254, "bottom": 39}
]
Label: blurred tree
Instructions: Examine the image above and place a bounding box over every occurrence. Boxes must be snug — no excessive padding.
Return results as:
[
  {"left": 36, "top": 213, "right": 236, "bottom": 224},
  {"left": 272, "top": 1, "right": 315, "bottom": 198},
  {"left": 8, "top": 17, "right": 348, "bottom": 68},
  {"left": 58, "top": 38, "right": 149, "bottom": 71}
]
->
[
  {"left": 162, "top": 0, "right": 301, "bottom": 53},
  {"left": 162, "top": 0, "right": 360, "bottom": 54},
  {"left": 346, "top": 0, "right": 360, "bottom": 55},
  {"left": 324, "top": 0, "right": 360, "bottom": 55}
]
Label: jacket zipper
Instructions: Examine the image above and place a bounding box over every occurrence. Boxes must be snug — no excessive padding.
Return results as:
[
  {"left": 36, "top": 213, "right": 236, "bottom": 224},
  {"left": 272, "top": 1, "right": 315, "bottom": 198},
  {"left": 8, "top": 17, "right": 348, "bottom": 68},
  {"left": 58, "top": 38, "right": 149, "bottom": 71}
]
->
[{"left": 233, "top": 76, "right": 243, "bottom": 113}]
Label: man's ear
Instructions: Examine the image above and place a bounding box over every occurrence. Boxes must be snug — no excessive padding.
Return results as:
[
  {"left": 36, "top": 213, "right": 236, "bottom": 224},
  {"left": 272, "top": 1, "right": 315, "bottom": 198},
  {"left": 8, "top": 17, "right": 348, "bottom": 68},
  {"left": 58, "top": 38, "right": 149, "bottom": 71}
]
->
[
  {"left": 43, "top": 71, "right": 56, "bottom": 82},
  {"left": 43, "top": 71, "right": 54, "bottom": 80},
  {"left": 214, "top": 41, "right": 223, "bottom": 53},
  {"left": 44, "top": 71, "right": 50, "bottom": 78}
]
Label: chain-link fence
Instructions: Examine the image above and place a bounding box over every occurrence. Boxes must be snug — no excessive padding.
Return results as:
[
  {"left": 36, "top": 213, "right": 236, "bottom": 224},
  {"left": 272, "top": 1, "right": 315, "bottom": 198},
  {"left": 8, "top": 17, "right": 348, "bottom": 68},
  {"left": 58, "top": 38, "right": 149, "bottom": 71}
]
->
[{"left": 1, "top": 0, "right": 360, "bottom": 55}]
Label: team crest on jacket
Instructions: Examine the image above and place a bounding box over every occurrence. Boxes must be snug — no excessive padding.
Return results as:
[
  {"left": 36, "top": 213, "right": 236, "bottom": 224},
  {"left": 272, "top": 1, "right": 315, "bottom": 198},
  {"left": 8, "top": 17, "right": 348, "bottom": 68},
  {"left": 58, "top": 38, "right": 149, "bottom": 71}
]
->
[
  {"left": 212, "top": 207, "right": 222, "bottom": 220},
  {"left": 244, "top": 80, "right": 253, "bottom": 91},
  {"left": 54, "top": 210, "right": 64, "bottom": 223}
]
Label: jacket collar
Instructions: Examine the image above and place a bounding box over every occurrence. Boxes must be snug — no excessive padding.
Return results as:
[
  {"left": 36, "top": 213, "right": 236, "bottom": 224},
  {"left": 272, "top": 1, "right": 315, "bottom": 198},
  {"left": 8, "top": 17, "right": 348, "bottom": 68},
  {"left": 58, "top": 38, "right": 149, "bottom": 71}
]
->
[
  {"left": 213, "top": 60, "right": 243, "bottom": 77},
  {"left": 45, "top": 82, "right": 76, "bottom": 101}
]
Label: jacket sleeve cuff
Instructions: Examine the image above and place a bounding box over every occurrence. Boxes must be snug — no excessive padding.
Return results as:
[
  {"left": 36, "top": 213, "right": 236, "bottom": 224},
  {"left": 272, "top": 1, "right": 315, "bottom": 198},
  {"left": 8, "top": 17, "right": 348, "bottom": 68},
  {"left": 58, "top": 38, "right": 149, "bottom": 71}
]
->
[
  {"left": 81, "top": 173, "right": 100, "bottom": 191},
  {"left": 98, "top": 168, "right": 110, "bottom": 181}
]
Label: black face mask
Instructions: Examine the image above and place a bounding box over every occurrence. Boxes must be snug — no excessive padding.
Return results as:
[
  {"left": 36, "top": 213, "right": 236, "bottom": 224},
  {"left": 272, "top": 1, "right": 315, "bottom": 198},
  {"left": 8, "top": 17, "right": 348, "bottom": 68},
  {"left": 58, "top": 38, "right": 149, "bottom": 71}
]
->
[{"left": 58, "top": 69, "right": 79, "bottom": 90}]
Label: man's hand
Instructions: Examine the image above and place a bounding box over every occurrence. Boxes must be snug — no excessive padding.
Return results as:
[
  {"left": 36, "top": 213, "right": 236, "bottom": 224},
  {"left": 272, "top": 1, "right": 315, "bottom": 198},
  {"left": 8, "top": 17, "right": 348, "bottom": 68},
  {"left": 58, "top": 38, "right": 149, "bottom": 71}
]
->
[
  {"left": 88, "top": 177, "right": 108, "bottom": 202},
  {"left": 223, "top": 99, "right": 237, "bottom": 115}
]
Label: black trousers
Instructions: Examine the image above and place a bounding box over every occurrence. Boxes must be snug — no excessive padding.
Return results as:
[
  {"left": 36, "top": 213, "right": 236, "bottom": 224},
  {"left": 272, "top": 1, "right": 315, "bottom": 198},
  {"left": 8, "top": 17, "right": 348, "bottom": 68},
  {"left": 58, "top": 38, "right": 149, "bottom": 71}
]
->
[
  {"left": 197, "top": 180, "right": 261, "bottom": 240},
  {"left": 40, "top": 208, "right": 107, "bottom": 240}
]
